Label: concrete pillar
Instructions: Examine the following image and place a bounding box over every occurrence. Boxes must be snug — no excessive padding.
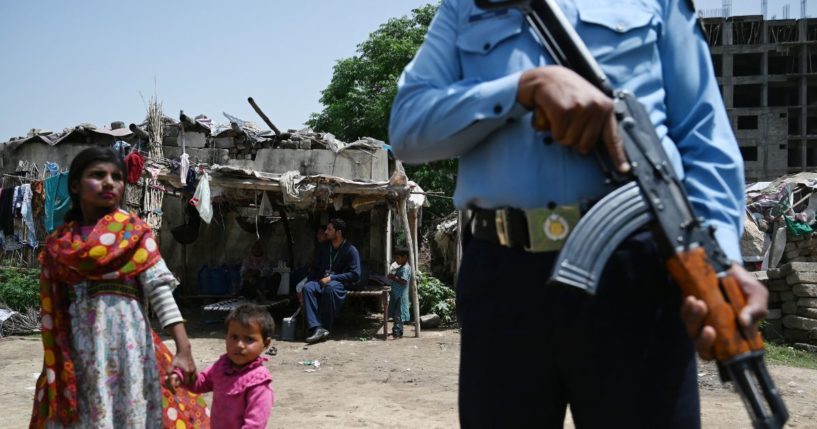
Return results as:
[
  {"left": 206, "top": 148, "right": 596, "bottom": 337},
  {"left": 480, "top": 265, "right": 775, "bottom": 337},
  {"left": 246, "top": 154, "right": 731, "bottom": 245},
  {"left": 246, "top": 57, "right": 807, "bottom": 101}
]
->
[
  {"left": 722, "top": 21, "right": 734, "bottom": 107},
  {"left": 799, "top": 19, "right": 808, "bottom": 170}
]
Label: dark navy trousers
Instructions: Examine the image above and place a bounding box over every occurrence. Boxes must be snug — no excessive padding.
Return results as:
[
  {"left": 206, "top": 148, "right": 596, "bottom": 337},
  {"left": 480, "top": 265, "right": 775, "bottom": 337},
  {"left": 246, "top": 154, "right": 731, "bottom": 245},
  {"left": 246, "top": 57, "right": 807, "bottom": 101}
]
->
[
  {"left": 457, "top": 231, "right": 700, "bottom": 429},
  {"left": 303, "top": 280, "right": 347, "bottom": 331}
]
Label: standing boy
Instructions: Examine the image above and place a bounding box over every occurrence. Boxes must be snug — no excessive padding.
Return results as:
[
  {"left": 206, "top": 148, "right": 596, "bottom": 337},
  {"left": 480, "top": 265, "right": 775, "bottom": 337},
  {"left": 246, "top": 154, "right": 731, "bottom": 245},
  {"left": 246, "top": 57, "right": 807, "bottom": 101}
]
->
[{"left": 387, "top": 246, "right": 413, "bottom": 339}]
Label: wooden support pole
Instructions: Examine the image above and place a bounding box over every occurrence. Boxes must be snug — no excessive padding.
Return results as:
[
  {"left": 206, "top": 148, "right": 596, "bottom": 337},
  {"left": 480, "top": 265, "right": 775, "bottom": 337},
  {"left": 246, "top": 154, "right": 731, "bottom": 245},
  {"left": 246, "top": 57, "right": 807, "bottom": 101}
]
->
[{"left": 400, "top": 196, "right": 421, "bottom": 337}]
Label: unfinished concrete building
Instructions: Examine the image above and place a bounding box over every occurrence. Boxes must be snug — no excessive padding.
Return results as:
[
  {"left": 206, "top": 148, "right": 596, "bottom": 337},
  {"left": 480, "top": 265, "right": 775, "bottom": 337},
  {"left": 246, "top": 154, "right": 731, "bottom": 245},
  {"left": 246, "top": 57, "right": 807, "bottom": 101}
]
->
[{"left": 703, "top": 15, "right": 817, "bottom": 182}]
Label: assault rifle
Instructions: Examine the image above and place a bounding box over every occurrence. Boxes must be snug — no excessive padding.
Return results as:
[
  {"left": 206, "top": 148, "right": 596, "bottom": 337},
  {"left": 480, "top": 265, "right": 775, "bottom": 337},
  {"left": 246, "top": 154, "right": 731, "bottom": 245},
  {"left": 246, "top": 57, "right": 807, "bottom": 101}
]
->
[{"left": 473, "top": 0, "right": 789, "bottom": 427}]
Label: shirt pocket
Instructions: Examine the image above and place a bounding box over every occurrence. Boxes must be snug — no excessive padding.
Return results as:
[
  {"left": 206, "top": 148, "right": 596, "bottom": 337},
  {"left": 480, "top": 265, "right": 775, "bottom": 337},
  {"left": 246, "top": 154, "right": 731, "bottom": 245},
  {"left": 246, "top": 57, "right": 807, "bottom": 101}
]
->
[
  {"left": 574, "top": 0, "right": 659, "bottom": 79},
  {"left": 455, "top": 11, "right": 525, "bottom": 80}
]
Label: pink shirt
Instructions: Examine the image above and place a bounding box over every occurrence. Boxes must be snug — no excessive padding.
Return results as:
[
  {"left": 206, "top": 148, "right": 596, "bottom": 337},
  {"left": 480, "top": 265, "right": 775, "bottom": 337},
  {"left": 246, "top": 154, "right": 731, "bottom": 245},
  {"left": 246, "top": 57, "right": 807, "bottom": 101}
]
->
[{"left": 189, "top": 354, "right": 274, "bottom": 429}]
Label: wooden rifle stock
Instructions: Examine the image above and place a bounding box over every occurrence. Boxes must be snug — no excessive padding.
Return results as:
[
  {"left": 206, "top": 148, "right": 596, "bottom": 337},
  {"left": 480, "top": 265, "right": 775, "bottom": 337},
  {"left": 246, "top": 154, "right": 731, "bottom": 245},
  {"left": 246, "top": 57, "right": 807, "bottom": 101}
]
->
[{"left": 666, "top": 247, "right": 764, "bottom": 360}]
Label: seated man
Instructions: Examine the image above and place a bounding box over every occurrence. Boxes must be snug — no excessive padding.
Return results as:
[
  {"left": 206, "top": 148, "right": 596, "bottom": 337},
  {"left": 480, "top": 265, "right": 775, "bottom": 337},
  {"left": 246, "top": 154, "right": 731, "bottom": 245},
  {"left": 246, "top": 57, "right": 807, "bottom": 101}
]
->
[
  {"left": 303, "top": 218, "right": 361, "bottom": 344},
  {"left": 240, "top": 240, "right": 277, "bottom": 302}
]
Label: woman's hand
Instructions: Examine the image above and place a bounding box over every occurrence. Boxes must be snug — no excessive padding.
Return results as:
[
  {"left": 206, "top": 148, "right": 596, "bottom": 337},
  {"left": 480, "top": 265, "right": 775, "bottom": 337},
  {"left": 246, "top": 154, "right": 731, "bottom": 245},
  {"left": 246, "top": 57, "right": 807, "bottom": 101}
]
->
[
  {"left": 171, "top": 348, "right": 197, "bottom": 386},
  {"left": 167, "top": 322, "right": 197, "bottom": 385}
]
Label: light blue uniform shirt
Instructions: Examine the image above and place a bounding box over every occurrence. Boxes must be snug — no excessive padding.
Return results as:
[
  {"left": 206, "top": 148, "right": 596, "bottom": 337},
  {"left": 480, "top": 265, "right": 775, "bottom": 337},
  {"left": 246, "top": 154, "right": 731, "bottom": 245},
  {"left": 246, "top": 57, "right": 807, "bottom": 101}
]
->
[{"left": 389, "top": 0, "right": 745, "bottom": 262}]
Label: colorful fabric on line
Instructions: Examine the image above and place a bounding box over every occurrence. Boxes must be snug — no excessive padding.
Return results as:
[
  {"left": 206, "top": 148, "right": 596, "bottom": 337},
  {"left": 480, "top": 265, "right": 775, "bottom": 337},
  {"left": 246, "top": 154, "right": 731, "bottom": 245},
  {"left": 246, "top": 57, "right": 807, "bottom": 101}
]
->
[
  {"left": 0, "top": 187, "right": 15, "bottom": 235},
  {"left": 125, "top": 151, "right": 145, "bottom": 184},
  {"left": 31, "top": 210, "right": 162, "bottom": 427},
  {"left": 43, "top": 173, "right": 70, "bottom": 233}
]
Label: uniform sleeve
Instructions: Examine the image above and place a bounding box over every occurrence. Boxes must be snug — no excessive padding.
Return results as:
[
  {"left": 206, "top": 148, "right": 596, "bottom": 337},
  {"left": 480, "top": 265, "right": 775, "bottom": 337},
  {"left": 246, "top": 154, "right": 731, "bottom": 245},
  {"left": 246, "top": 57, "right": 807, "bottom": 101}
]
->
[
  {"left": 139, "top": 258, "right": 184, "bottom": 328},
  {"left": 241, "top": 382, "right": 274, "bottom": 429},
  {"left": 388, "top": 0, "right": 528, "bottom": 164},
  {"left": 659, "top": 0, "right": 744, "bottom": 262}
]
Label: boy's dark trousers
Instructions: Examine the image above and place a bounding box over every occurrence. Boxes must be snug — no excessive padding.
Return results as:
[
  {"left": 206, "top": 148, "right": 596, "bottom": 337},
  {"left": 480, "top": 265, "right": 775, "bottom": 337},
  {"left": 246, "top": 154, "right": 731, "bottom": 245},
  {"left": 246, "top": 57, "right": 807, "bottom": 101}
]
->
[
  {"left": 457, "top": 231, "right": 700, "bottom": 429},
  {"left": 391, "top": 292, "right": 404, "bottom": 337}
]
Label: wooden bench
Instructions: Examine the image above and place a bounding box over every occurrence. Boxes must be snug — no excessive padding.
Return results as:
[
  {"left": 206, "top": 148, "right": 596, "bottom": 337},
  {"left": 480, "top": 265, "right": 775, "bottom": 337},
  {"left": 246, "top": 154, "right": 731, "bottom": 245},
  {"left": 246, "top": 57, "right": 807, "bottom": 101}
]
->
[
  {"left": 347, "top": 287, "right": 391, "bottom": 337},
  {"left": 202, "top": 296, "right": 291, "bottom": 313},
  {"left": 298, "top": 286, "right": 391, "bottom": 339}
]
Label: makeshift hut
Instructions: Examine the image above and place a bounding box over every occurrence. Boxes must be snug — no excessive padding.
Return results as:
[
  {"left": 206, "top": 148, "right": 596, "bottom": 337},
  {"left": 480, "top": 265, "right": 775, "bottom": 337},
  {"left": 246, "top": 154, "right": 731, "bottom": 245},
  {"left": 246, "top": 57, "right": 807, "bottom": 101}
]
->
[{"left": 0, "top": 104, "right": 428, "bottom": 336}]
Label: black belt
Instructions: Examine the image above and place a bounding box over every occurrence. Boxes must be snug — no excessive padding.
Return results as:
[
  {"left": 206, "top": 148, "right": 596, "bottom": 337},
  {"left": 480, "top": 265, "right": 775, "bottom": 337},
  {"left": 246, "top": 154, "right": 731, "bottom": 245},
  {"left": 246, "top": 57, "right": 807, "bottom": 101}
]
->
[
  {"left": 472, "top": 207, "right": 532, "bottom": 249},
  {"left": 470, "top": 203, "right": 591, "bottom": 253}
]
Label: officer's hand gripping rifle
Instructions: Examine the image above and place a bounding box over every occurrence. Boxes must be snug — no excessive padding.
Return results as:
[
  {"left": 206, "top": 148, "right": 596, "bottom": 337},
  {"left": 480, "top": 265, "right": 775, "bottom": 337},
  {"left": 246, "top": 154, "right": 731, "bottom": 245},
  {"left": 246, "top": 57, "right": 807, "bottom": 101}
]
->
[{"left": 473, "top": 0, "right": 789, "bottom": 427}]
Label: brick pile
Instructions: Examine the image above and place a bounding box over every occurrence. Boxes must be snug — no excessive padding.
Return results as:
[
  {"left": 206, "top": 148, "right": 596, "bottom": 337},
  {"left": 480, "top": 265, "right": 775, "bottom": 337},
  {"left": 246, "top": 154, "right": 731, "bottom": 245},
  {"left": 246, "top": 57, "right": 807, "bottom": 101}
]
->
[
  {"left": 760, "top": 261, "right": 817, "bottom": 350},
  {"left": 778, "top": 230, "right": 817, "bottom": 263}
]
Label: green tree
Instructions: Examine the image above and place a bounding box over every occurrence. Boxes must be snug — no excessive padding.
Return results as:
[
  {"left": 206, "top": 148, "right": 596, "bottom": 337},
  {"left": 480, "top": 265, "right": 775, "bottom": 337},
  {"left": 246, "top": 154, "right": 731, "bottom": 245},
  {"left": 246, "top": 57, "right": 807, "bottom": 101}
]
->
[{"left": 307, "top": 3, "right": 456, "bottom": 221}]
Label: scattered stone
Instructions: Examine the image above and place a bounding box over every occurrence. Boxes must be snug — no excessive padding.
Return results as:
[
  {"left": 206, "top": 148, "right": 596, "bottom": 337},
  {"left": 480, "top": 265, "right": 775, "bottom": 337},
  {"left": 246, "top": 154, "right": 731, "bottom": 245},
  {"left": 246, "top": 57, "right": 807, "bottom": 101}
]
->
[
  {"left": 767, "top": 268, "right": 782, "bottom": 280},
  {"left": 796, "top": 307, "right": 817, "bottom": 319},
  {"left": 797, "top": 298, "right": 817, "bottom": 308},
  {"left": 780, "top": 262, "right": 817, "bottom": 275},
  {"left": 793, "top": 284, "right": 817, "bottom": 298},
  {"left": 785, "top": 271, "right": 817, "bottom": 285},
  {"left": 783, "top": 315, "right": 817, "bottom": 331},
  {"left": 753, "top": 271, "right": 769, "bottom": 282},
  {"left": 767, "top": 309, "right": 782, "bottom": 320},
  {"left": 780, "top": 291, "right": 795, "bottom": 302},
  {"left": 793, "top": 343, "right": 817, "bottom": 353},
  {"left": 782, "top": 301, "right": 798, "bottom": 314},
  {"left": 420, "top": 314, "right": 441, "bottom": 329}
]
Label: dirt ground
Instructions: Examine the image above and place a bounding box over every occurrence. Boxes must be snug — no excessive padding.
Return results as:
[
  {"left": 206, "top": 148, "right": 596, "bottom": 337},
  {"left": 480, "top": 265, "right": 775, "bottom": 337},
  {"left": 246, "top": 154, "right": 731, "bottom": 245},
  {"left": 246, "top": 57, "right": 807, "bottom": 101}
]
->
[{"left": 2, "top": 309, "right": 816, "bottom": 428}]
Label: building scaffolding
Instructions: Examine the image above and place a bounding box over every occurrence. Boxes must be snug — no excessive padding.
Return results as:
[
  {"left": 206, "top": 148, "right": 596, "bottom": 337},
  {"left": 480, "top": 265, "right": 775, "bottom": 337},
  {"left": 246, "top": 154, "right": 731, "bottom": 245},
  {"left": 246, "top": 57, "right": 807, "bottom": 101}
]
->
[{"left": 703, "top": 15, "right": 817, "bottom": 181}]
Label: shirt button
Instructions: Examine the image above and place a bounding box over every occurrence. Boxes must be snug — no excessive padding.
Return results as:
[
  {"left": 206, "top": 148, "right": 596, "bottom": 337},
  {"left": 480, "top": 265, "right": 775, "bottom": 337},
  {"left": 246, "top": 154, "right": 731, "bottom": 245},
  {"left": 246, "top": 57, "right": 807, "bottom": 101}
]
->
[
  {"left": 483, "top": 42, "right": 492, "bottom": 51},
  {"left": 493, "top": 104, "right": 502, "bottom": 114}
]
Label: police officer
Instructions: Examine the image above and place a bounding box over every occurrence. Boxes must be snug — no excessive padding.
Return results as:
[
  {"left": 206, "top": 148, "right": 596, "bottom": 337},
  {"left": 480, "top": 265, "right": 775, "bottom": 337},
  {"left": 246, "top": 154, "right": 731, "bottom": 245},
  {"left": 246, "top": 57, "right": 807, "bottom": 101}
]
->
[{"left": 389, "top": 0, "right": 768, "bottom": 427}]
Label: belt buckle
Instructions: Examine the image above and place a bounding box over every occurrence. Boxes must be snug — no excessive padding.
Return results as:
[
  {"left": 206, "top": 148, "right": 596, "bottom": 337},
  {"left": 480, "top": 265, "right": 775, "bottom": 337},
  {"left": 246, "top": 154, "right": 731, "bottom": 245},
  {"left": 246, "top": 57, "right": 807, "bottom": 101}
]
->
[
  {"left": 494, "top": 209, "right": 511, "bottom": 247},
  {"left": 524, "top": 205, "right": 581, "bottom": 253}
]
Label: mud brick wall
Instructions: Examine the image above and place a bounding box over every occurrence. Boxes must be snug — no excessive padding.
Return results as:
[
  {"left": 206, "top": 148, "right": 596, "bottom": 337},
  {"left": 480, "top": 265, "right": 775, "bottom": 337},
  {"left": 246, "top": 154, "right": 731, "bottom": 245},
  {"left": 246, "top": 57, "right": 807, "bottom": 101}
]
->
[{"left": 761, "top": 262, "right": 817, "bottom": 347}]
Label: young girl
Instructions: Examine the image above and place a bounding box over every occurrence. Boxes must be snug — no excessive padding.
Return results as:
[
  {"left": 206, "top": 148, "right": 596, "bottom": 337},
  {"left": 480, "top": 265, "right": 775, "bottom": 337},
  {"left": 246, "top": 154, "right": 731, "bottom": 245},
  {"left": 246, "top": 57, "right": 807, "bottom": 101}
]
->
[
  {"left": 171, "top": 303, "right": 275, "bottom": 428},
  {"left": 30, "top": 147, "right": 209, "bottom": 428}
]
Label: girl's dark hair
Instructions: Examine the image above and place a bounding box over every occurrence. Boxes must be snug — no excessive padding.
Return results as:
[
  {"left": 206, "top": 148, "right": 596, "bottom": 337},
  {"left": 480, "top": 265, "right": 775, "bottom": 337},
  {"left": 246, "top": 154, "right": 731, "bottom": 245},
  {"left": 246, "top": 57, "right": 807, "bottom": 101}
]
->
[
  {"left": 64, "top": 147, "right": 128, "bottom": 223},
  {"left": 226, "top": 304, "right": 276, "bottom": 339}
]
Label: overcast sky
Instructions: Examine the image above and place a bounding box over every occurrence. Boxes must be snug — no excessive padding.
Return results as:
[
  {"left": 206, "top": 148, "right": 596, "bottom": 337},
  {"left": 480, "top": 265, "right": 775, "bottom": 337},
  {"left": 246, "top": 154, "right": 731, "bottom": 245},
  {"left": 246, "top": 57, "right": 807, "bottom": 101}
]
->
[{"left": 0, "top": 0, "right": 814, "bottom": 142}]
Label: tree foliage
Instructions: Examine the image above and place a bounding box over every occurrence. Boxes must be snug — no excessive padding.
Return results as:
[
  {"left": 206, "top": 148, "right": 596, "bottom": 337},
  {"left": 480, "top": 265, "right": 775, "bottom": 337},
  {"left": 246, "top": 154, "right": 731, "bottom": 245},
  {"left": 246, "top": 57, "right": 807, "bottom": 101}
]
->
[
  {"left": 308, "top": 3, "right": 457, "bottom": 220},
  {"left": 0, "top": 268, "right": 40, "bottom": 311}
]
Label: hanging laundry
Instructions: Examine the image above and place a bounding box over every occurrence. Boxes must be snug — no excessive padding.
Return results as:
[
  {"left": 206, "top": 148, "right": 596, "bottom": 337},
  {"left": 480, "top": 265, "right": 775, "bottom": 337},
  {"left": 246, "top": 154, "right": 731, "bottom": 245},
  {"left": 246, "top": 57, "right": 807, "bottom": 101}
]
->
[
  {"left": 44, "top": 172, "right": 71, "bottom": 233},
  {"left": 185, "top": 169, "right": 197, "bottom": 193},
  {"left": 144, "top": 167, "right": 161, "bottom": 180},
  {"left": 20, "top": 184, "right": 38, "bottom": 248},
  {"left": 112, "top": 140, "right": 131, "bottom": 157},
  {"left": 125, "top": 151, "right": 145, "bottom": 184},
  {"left": 31, "top": 180, "right": 45, "bottom": 221},
  {"left": 191, "top": 172, "right": 212, "bottom": 224},
  {"left": 258, "top": 191, "right": 274, "bottom": 217},
  {"left": 13, "top": 186, "right": 23, "bottom": 218},
  {"left": 45, "top": 162, "right": 60, "bottom": 178},
  {"left": 180, "top": 153, "right": 190, "bottom": 185},
  {"left": 0, "top": 187, "right": 15, "bottom": 235}
]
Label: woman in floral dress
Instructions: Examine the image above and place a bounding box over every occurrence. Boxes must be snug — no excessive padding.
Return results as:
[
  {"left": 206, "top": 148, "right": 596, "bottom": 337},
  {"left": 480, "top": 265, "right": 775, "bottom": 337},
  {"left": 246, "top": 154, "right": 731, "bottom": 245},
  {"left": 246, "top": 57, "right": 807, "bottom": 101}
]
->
[{"left": 30, "top": 147, "right": 209, "bottom": 428}]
